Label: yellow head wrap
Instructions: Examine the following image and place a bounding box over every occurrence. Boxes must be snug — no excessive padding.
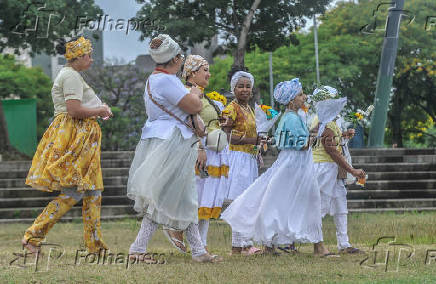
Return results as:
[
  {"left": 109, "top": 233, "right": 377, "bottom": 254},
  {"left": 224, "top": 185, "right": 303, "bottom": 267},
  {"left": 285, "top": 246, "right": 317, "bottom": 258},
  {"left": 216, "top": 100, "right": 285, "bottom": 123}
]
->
[{"left": 65, "top": 37, "right": 93, "bottom": 61}]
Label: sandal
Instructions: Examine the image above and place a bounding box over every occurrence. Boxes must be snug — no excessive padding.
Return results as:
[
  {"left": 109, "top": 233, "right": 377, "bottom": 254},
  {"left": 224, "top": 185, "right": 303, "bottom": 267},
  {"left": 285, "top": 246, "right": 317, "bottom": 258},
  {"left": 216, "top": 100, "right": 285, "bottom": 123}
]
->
[
  {"left": 339, "top": 247, "right": 364, "bottom": 254},
  {"left": 278, "top": 245, "right": 298, "bottom": 254},
  {"left": 163, "top": 229, "right": 187, "bottom": 253},
  {"left": 262, "top": 246, "right": 281, "bottom": 256},
  {"left": 230, "top": 246, "right": 242, "bottom": 256},
  {"left": 192, "top": 253, "right": 223, "bottom": 263},
  {"left": 317, "top": 252, "right": 340, "bottom": 258},
  {"left": 241, "top": 246, "right": 262, "bottom": 256}
]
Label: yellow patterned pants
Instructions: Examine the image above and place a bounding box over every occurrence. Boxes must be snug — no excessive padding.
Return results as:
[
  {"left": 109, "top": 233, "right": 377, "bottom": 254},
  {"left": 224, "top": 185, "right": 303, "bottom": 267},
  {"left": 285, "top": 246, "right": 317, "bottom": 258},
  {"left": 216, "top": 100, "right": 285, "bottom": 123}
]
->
[{"left": 23, "top": 188, "right": 108, "bottom": 253}]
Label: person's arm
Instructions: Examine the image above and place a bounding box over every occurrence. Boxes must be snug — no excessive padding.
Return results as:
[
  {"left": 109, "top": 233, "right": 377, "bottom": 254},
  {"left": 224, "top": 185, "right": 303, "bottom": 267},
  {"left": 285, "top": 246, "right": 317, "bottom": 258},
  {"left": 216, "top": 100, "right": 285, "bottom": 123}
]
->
[
  {"left": 177, "top": 87, "right": 203, "bottom": 114},
  {"left": 66, "top": 99, "right": 111, "bottom": 119},
  {"left": 230, "top": 134, "right": 260, "bottom": 145},
  {"left": 321, "top": 128, "right": 366, "bottom": 178},
  {"left": 342, "top": 128, "right": 355, "bottom": 139}
]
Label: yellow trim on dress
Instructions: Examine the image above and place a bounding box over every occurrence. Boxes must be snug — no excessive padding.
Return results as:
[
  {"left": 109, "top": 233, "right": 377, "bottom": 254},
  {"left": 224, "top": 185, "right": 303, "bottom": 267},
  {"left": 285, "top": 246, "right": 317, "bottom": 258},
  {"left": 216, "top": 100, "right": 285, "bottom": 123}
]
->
[
  {"left": 195, "top": 165, "right": 229, "bottom": 178},
  {"left": 198, "top": 207, "right": 222, "bottom": 220}
]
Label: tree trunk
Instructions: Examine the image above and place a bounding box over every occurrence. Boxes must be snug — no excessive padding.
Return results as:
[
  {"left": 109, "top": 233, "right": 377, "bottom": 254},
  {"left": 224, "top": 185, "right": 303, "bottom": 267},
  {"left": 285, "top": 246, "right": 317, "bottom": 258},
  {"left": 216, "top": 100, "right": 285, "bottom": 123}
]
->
[{"left": 230, "top": 0, "right": 262, "bottom": 73}]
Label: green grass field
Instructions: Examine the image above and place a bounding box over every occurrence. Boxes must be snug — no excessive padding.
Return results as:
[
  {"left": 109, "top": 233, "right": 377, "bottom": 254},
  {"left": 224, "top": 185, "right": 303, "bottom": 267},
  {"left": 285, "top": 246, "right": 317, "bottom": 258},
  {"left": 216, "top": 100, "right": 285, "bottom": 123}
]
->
[{"left": 1, "top": 212, "right": 436, "bottom": 283}]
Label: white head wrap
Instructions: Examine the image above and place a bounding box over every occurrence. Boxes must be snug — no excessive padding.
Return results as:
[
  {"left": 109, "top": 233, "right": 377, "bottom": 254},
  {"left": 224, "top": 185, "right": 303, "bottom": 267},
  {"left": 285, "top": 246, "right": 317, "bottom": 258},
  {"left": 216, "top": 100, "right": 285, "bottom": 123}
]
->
[
  {"left": 315, "top": 97, "right": 347, "bottom": 137},
  {"left": 309, "top": 85, "right": 340, "bottom": 103},
  {"left": 182, "top": 55, "right": 208, "bottom": 80},
  {"left": 230, "top": 71, "right": 254, "bottom": 94},
  {"left": 311, "top": 85, "right": 346, "bottom": 137},
  {"left": 149, "top": 34, "right": 181, "bottom": 64},
  {"left": 273, "top": 78, "right": 303, "bottom": 105}
]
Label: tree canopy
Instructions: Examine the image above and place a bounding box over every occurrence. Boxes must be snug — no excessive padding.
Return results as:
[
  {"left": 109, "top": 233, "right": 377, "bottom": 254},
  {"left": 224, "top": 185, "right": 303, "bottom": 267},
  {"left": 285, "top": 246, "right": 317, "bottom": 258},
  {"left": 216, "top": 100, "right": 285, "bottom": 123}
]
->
[
  {"left": 0, "top": 0, "right": 102, "bottom": 55},
  {"left": 208, "top": 0, "right": 436, "bottom": 147},
  {"left": 135, "top": 0, "right": 331, "bottom": 71}
]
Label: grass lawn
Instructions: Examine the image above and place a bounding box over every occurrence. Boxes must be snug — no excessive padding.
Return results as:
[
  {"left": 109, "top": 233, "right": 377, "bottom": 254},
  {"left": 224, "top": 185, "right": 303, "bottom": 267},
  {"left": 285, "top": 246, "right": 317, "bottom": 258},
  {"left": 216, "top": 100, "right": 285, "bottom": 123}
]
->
[{"left": 1, "top": 212, "right": 436, "bottom": 283}]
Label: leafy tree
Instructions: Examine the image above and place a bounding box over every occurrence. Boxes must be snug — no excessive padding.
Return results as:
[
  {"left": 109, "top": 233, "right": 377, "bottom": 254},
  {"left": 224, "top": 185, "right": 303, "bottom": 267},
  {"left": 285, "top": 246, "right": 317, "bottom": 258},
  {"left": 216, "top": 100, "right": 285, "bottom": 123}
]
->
[
  {"left": 135, "top": 0, "right": 331, "bottom": 74},
  {"left": 0, "top": 0, "right": 102, "bottom": 54},
  {"left": 0, "top": 54, "right": 53, "bottom": 139},
  {"left": 83, "top": 61, "right": 148, "bottom": 151},
  {"left": 208, "top": 0, "right": 436, "bottom": 147}
]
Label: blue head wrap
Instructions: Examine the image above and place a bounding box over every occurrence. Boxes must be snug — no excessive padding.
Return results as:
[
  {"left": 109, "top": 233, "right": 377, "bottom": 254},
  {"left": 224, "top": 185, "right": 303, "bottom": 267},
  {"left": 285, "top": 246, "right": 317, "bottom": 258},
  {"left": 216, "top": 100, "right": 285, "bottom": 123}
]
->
[{"left": 273, "top": 78, "right": 303, "bottom": 105}]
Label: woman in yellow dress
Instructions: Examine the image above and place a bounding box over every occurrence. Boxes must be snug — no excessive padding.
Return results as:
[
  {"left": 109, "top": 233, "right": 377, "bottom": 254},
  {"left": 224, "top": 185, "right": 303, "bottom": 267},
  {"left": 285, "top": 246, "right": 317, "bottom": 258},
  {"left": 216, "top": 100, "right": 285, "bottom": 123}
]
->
[
  {"left": 22, "top": 36, "right": 113, "bottom": 254},
  {"left": 222, "top": 71, "right": 264, "bottom": 255}
]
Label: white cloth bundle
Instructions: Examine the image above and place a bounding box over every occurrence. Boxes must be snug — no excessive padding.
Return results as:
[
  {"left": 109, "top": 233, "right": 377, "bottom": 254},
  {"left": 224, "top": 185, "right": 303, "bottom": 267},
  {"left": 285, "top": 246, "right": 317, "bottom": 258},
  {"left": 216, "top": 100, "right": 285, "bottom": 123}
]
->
[{"left": 255, "top": 104, "right": 280, "bottom": 134}]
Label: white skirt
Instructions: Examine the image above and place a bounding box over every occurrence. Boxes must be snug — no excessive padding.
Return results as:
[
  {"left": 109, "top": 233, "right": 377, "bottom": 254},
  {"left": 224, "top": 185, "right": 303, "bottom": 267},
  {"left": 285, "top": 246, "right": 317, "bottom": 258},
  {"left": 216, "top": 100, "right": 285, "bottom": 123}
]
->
[
  {"left": 313, "top": 162, "right": 348, "bottom": 217},
  {"left": 221, "top": 150, "right": 323, "bottom": 245},
  {"left": 196, "top": 147, "right": 229, "bottom": 220},
  {"left": 225, "top": 150, "right": 258, "bottom": 201},
  {"left": 127, "top": 128, "right": 198, "bottom": 230}
]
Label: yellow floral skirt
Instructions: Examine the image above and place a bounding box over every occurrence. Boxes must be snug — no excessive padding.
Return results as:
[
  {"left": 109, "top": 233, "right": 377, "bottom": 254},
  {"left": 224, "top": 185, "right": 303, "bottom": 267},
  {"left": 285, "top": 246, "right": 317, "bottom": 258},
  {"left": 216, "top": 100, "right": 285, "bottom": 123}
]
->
[{"left": 26, "top": 113, "right": 103, "bottom": 192}]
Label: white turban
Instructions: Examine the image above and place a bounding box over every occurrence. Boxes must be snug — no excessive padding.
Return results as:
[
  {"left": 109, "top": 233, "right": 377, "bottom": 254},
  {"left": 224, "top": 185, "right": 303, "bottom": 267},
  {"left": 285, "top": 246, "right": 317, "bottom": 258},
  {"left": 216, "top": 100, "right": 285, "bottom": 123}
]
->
[
  {"left": 230, "top": 71, "right": 254, "bottom": 94},
  {"left": 315, "top": 97, "right": 347, "bottom": 137},
  {"left": 309, "top": 85, "right": 340, "bottom": 103},
  {"left": 149, "top": 34, "right": 181, "bottom": 64}
]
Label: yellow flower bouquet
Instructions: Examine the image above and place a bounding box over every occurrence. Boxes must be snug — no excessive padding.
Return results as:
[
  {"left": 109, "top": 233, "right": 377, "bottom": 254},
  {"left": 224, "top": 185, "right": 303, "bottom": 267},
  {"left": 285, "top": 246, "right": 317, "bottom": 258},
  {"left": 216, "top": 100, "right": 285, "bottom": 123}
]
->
[{"left": 206, "top": 91, "right": 227, "bottom": 106}]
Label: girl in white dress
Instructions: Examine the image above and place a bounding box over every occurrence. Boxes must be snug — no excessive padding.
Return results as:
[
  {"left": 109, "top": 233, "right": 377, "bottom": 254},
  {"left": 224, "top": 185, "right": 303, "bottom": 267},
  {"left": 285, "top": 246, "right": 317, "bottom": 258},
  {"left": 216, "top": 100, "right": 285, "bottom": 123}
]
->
[{"left": 222, "top": 78, "right": 333, "bottom": 256}]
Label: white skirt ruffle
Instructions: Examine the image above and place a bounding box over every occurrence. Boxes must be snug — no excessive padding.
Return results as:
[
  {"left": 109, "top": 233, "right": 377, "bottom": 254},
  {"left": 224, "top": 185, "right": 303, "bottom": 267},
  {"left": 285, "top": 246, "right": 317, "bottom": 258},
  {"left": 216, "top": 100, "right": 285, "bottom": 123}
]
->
[
  {"left": 127, "top": 128, "right": 198, "bottom": 230},
  {"left": 313, "top": 162, "right": 348, "bottom": 217},
  {"left": 222, "top": 150, "right": 323, "bottom": 245},
  {"left": 196, "top": 147, "right": 229, "bottom": 219},
  {"left": 225, "top": 150, "right": 258, "bottom": 201}
]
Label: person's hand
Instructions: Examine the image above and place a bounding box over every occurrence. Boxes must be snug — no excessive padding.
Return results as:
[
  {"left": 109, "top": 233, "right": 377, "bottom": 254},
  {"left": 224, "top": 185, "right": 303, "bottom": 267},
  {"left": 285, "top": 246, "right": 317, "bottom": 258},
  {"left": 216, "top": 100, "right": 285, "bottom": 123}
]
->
[
  {"left": 310, "top": 122, "right": 320, "bottom": 136},
  {"left": 99, "top": 104, "right": 113, "bottom": 119},
  {"left": 196, "top": 149, "right": 207, "bottom": 170},
  {"left": 190, "top": 86, "right": 202, "bottom": 98},
  {"left": 346, "top": 128, "right": 355, "bottom": 139},
  {"left": 219, "top": 116, "right": 233, "bottom": 128},
  {"left": 351, "top": 168, "right": 366, "bottom": 179},
  {"left": 259, "top": 136, "right": 268, "bottom": 146}
]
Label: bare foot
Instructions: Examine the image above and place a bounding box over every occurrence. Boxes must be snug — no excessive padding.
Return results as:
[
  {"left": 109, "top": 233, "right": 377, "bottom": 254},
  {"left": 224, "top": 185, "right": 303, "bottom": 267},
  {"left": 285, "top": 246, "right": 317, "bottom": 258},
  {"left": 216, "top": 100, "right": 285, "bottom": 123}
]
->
[{"left": 21, "top": 239, "right": 41, "bottom": 254}]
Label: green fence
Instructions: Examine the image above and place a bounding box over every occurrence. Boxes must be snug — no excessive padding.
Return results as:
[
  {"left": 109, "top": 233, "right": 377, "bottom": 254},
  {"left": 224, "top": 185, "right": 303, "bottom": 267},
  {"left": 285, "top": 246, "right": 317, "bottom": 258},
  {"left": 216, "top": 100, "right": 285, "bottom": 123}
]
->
[{"left": 2, "top": 99, "right": 37, "bottom": 157}]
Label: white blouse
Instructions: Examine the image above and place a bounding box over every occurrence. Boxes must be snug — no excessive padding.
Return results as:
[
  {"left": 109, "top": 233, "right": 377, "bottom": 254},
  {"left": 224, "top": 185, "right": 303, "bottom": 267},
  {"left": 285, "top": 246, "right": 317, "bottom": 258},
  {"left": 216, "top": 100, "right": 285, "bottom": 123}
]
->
[{"left": 141, "top": 73, "right": 193, "bottom": 140}]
